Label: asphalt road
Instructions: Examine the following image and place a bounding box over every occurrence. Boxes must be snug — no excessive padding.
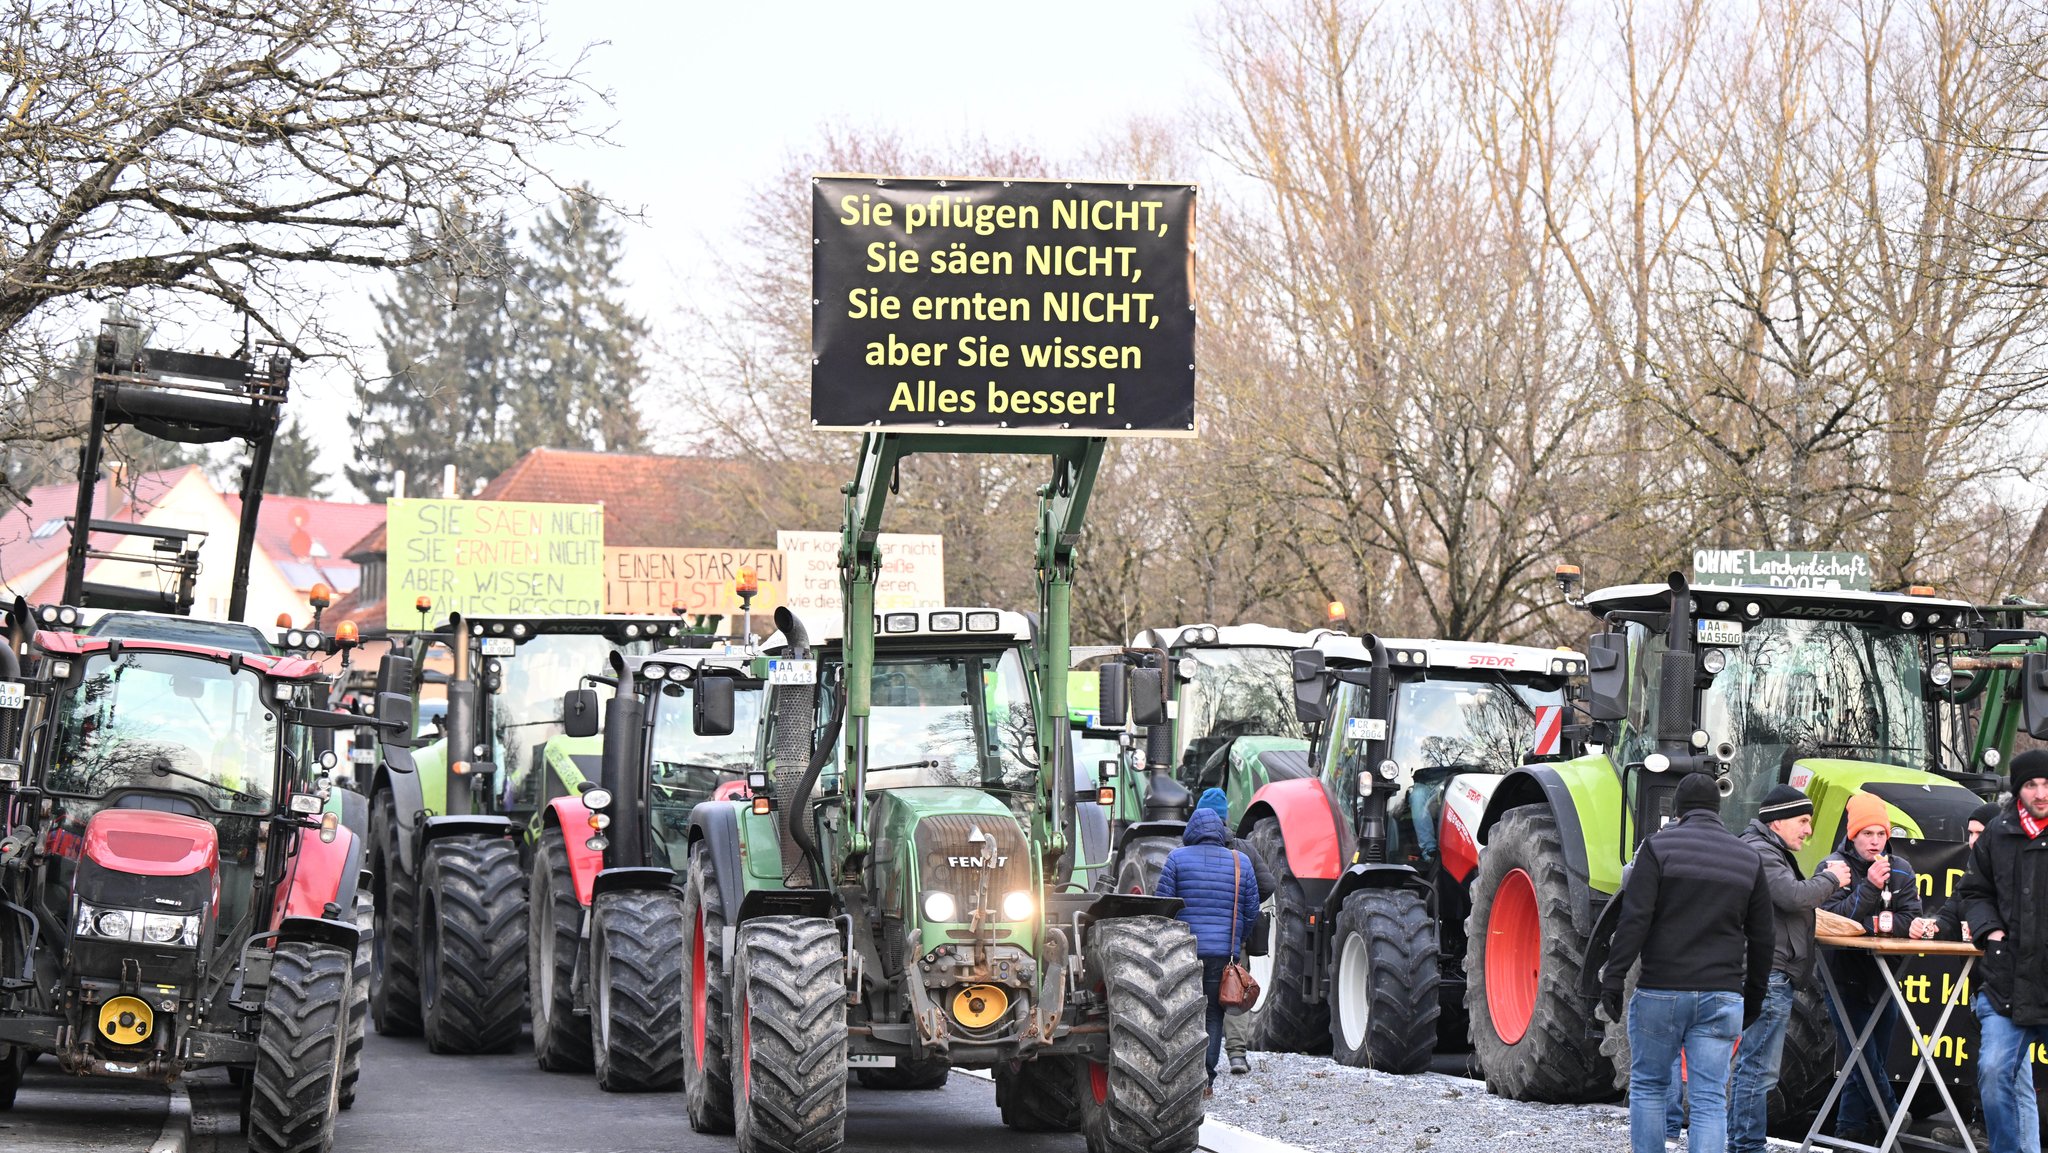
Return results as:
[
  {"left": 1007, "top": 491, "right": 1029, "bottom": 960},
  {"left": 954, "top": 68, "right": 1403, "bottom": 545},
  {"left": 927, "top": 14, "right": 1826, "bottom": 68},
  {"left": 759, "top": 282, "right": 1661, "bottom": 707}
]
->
[{"left": 5, "top": 1031, "right": 1095, "bottom": 1153}]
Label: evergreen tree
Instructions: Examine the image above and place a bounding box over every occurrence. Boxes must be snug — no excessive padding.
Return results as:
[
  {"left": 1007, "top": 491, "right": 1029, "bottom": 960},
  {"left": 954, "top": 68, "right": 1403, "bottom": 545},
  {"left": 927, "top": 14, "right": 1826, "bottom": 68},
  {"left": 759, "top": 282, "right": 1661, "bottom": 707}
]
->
[
  {"left": 508, "top": 186, "right": 647, "bottom": 452},
  {"left": 347, "top": 207, "right": 518, "bottom": 499},
  {"left": 262, "top": 417, "right": 331, "bottom": 498}
]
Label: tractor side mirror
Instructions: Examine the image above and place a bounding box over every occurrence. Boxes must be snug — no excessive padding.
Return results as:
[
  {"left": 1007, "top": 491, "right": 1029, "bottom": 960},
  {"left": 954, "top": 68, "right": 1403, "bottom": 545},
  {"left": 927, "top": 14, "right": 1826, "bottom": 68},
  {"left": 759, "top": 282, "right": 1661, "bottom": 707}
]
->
[
  {"left": 562, "top": 688, "right": 601, "bottom": 739},
  {"left": 695, "top": 675, "right": 736, "bottom": 737},
  {"left": 1130, "top": 668, "right": 1166, "bottom": 728},
  {"left": 2022, "top": 652, "right": 2048, "bottom": 740},
  {"left": 376, "top": 654, "right": 415, "bottom": 697},
  {"left": 1585, "top": 633, "right": 1628, "bottom": 723},
  {"left": 1290, "top": 648, "right": 1329, "bottom": 724},
  {"left": 373, "top": 692, "right": 415, "bottom": 748},
  {"left": 1097, "top": 663, "right": 1129, "bottom": 728}
]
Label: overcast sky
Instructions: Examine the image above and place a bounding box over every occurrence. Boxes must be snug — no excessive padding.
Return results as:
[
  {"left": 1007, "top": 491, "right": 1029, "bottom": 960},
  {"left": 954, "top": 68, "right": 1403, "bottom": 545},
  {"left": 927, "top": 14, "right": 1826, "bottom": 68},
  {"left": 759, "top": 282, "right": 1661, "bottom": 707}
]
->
[{"left": 299, "top": 0, "right": 1219, "bottom": 495}]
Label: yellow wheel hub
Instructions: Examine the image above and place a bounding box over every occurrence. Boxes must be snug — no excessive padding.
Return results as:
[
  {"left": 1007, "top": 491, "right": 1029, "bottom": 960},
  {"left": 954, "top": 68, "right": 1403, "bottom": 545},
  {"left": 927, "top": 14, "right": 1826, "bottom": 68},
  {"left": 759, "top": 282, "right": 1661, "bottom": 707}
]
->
[
  {"left": 99, "top": 996, "right": 153, "bottom": 1045},
  {"left": 951, "top": 984, "right": 1009, "bottom": 1029}
]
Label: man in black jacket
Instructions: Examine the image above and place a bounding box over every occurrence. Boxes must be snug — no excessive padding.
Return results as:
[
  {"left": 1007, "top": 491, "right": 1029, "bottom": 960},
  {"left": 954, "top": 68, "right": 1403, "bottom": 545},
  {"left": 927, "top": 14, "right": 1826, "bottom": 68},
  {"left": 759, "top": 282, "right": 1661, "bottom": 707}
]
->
[
  {"left": 1957, "top": 750, "right": 2048, "bottom": 1153},
  {"left": 1602, "top": 772, "right": 1775, "bottom": 1153},
  {"left": 1726, "top": 785, "right": 1851, "bottom": 1153}
]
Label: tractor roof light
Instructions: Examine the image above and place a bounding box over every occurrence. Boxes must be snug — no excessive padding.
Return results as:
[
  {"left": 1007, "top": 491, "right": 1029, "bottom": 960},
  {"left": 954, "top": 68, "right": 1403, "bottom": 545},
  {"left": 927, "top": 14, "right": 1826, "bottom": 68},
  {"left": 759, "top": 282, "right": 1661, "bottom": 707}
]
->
[
  {"left": 928, "top": 611, "right": 962, "bottom": 632},
  {"left": 512, "top": 622, "right": 529, "bottom": 638},
  {"left": 416, "top": 596, "right": 433, "bottom": 613},
  {"left": 1907, "top": 585, "right": 1936, "bottom": 597},
  {"left": 1326, "top": 600, "right": 1347, "bottom": 623},
  {"left": 335, "top": 621, "right": 360, "bottom": 647},
  {"left": 735, "top": 567, "right": 759, "bottom": 597},
  {"left": 277, "top": 613, "right": 295, "bottom": 629},
  {"left": 883, "top": 613, "right": 919, "bottom": 633},
  {"left": 309, "top": 582, "right": 332, "bottom": 609},
  {"left": 965, "top": 612, "right": 1000, "bottom": 632}
]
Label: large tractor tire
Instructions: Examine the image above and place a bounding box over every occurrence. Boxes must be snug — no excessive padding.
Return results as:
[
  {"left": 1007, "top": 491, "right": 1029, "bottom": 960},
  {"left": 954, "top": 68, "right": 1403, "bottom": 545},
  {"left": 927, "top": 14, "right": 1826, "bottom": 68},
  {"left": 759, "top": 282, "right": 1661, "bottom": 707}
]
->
[
  {"left": 1465, "top": 807, "right": 1613, "bottom": 1102},
  {"left": 247, "top": 941, "right": 350, "bottom": 1153},
  {"left": 1327, "top": 887, "right": 1438, "bottom": 1073},
  {"left": 855, "top": 1057, "right": 949, "bottom": 1090},
  {"left": 338, "top": 898, "right": 370, "bottom": 1109},
  {"left": 996, "top": 1056, "right": 1083, "bottom": 1131},
  {"left": 681, "top": 843, "right": 736, "bottom": 1133},
  {"left": 591, "top": 888, "right": 687, "bottom": 1092},
  {"left": 1108, "top": 834, "right": 1179, "bottom": 896},
  {"left": 1243, "top": 818, "right": 1327, "bottom": 1052},
  {"left": 1769, "top": 981, "right": 1836, "bottom": 1131},
  {"left": 419, "top": 835, "right": 527, "bottom": 1055},
  {"left": 730, "top": 916, "right": 848, "bottom": 1153},
  {"left": 527, "top": 828, "right": 593, "bottom": 1072},
  {"left": 369, "top": 794, "right": 421, "bottom": 1036},
  {"left": 1078, "top": 916, "right": 1207, "bottom": 1153}
]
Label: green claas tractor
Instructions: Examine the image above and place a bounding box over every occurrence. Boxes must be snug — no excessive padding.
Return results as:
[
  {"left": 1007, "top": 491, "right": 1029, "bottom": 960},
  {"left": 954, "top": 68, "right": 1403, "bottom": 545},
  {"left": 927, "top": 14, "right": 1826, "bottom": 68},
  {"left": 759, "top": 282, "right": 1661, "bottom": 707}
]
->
[
  {"left": 674, "top": 433, "right": 1208, "bottom": 1153},
  {"left": 364, "top": 613, "right": 690, "bottom": 1055},
  {"left": 1244, "top": 633, "right": 1581, "bottom": 1068},
  {"left": 527, "top": 643, "right": 762, "bottom": 1090},
  {"left": 1465, "top": 570, "right": 2034, "bottom": 1121},
  {"left": 0, "top": 607, "right": 409, "bottom": 1150}
]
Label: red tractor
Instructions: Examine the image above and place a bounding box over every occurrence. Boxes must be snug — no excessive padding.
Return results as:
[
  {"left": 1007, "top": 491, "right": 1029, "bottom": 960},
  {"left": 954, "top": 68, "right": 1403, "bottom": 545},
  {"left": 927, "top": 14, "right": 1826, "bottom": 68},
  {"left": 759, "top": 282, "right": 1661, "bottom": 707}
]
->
[{"left": 0, "top": 610, "right": 406, "bottom": 1150}]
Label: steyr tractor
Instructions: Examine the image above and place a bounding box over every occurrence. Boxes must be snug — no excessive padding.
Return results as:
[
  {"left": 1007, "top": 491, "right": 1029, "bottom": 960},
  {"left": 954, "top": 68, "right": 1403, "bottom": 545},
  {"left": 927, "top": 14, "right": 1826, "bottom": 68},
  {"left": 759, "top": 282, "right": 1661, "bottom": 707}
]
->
[
  {"left": 1243, "top": 634, "right": 1582, "bottom": 1068},
  {"left": 0, "top": 612, "right": 407, "bottom": 1151},
  {"left": 527, "top": 643, "right": 762, "bottom": 1090},
  {"left": 364, "top": 613, "right": 688, "bottom": 1055},
  {"left": 674, "top": 433, "right": 1209, "bottom": 1153},
  {"left": 1464, "top": 571, "right": 2021, "bottom": 1120}
]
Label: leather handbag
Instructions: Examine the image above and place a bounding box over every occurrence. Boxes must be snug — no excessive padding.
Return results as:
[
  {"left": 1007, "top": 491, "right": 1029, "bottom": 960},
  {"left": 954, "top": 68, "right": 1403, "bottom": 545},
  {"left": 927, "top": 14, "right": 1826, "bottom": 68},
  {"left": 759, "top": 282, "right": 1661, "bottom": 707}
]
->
[{"left": 1217, "top": 850, "right": 1260, "bottom": 1011}]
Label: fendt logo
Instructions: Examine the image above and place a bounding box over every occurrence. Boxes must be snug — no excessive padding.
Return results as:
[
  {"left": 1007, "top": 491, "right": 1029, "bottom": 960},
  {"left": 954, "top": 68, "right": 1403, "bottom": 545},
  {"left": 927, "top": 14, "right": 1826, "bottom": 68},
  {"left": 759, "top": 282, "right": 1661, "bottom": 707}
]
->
[{"left": 947, "top": 854, "right": 1010, "bottom": 868}]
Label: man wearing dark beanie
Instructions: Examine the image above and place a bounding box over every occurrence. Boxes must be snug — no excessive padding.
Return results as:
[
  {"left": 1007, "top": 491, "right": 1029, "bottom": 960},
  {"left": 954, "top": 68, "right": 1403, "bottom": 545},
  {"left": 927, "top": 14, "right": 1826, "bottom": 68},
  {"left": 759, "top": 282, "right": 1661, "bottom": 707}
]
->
[
  {"left": 1957, "top": 748, "right": 2048, "bottom": 1152},
  {"left": 1725, "top": 785, "right": 1852, "bottom": 1152},
  {"left": 1601, "top": 773, "right": 1775, "bottom": 1153}
]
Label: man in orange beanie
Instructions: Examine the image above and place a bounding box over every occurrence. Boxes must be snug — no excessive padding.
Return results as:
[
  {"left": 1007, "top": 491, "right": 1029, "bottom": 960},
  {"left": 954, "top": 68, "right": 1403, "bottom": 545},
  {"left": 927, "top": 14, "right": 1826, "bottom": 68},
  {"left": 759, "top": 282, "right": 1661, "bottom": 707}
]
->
[{"left": 1819, "top": 791, "right": 1925, "bottom": 1143}]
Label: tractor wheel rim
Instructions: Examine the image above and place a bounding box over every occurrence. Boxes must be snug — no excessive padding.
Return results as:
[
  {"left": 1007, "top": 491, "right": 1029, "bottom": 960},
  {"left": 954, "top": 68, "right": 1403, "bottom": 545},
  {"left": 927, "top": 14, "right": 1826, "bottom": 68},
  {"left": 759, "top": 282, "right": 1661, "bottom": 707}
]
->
[
  {"left": 595, "top": 928, "right": 611, "bottom": 1051},
  {"left": 1248, "top": 896, "right": 1276, "bottom": 1011},
  {"left": 690, "top": 900, "right": 709, "bottom": 1062},
  {"left": 419, "top": 892, "right": 438, "bottom": 1009},
  {"left": 1089, "top": 1058, "right": 1109, "bottom": 1105},
  {"left": 536, "top": 870, "right": 555, "bottom": 1010},
  {"left": 1336, "top": 931, "right": 1371, "bottom": 1050},
  {"left": 1485, "top": 867, "right": 1540, "bottom": 1046}
]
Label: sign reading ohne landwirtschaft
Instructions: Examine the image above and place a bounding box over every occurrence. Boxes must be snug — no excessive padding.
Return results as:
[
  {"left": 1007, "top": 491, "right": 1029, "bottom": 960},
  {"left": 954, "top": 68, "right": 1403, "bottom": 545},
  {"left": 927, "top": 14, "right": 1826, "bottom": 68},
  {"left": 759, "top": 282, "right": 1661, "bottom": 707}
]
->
[
  {"left": 812, "top": 175, "right": 1196, "bottom": 435},
  {"left": 386, "top": 499, "right": 605, "bottom": 617},
  {"left": 1692, "top": 549, "right": 1872, "bottom": 591}
]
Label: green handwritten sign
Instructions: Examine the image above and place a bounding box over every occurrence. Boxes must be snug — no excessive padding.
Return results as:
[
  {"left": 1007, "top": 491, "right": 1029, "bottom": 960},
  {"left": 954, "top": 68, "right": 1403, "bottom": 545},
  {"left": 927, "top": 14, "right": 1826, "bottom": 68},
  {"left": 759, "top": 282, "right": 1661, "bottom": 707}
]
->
[{"left": 386, "top": 499, "right": 605, "bottom": 618}]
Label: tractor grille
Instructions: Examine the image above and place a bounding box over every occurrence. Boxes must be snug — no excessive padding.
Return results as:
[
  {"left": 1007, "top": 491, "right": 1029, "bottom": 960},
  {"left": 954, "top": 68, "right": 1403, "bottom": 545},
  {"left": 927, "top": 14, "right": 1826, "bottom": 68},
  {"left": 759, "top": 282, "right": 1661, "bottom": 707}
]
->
[{"left": 913, "top": 813, "right": 1032, "bottom": 919}]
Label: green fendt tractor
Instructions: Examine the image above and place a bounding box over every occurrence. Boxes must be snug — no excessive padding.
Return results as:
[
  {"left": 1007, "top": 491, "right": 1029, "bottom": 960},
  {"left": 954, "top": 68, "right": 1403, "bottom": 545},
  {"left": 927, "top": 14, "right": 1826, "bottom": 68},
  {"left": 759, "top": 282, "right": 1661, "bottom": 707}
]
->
[
  {"left": 1464, "top": 570, "right": 2029, "bottom": 1122},
  {"left": 364, "top": 613, "right": 689, "bottom": 1054},
  {"left": 529, "top": 643, "right": 762, "bottom": 1090},
  {"left": 674, "top": 433, "right": 1209, "bottom": 1153}
]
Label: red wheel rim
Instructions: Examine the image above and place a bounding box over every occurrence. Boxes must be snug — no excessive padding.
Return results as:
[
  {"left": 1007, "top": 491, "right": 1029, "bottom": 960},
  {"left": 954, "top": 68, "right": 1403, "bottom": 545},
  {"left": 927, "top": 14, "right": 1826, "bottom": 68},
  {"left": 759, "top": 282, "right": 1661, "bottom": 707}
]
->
[
  {"left": 739, "top": 997, "right": 752, "bottom": 1095},
  {"left": 1089, "top": 1059, "right": 1109, "bottom": 1104},
  {"left": 1485, "top": 867, "right": 1541, "bottom": 1045},
  {"left": 691, "top": 903, "right": 709, "bottom": 1061}
]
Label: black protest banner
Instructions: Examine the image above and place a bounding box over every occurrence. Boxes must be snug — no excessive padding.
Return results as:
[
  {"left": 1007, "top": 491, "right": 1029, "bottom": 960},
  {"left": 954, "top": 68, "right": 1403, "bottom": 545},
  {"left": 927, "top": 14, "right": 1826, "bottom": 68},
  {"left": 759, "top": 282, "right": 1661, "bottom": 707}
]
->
[{"left": 811, "top": 176, "right": 1196, "bottom": 435}]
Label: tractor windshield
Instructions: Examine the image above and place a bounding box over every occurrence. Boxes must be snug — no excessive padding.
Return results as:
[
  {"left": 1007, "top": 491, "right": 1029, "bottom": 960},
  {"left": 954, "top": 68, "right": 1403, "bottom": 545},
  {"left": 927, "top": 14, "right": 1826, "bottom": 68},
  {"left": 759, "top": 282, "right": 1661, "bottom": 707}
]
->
[
  {"left": 847, "top": 649, "right": 1040, "bottom": 792},
  {"left": 1176, "top": 647, "right": 1305, "bottom": 761},
  {"left": 490, "top": 633, "right": 629, "bottom": 792},
  {"left": 45, "top": 651, "right": 279, "bottom": 815},
  {"left": 1631, "top": 618, "right": 1930, "bottom": 825},
  {"left": 1391, "top": 677, "right": 1562, "bottom": 776},
  {"left": 647, "top": 684, "right": 762, "bottom": 869}
]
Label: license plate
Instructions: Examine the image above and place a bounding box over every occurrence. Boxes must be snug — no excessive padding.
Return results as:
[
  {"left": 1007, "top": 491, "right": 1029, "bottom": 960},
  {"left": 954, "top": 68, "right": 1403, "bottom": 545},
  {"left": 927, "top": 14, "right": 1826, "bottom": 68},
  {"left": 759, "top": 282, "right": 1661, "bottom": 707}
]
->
[
  {"left": 351, "top": 748, "right": 376, "bottom": 764},
  {"left": 1344, "top": 717, "right": 1387, "bottom": 741},
  {"left": 846, "top": 1054, "right": 897, "bottom": 1068},
  {"left": 0, "top": 681, "right": 21, "bottom": 710},
  {"left": 769, "top": 659, "right": 817, "bottom": 686},
  {"left": 480, "top": 637, "right": 516, "bottom": 657},
  {"left": 1696, "top": 619, "right": 1743, "bottom": 647}
]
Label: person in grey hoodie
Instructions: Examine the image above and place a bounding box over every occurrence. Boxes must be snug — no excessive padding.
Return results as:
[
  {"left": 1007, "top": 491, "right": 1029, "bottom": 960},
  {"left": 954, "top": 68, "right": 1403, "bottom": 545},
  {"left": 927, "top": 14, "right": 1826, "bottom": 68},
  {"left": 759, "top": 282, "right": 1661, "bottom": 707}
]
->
[{"left": 1726, "top": 785, "right": 1851, "bottom": 1153}]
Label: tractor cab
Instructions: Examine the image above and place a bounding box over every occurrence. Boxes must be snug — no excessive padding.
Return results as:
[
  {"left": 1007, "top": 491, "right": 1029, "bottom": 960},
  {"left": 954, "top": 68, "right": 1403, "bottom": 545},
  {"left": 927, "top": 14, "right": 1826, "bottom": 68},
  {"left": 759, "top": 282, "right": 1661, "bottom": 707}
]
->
[{"left": 1127, "top": 623, "right": 1325, "bottom": 806}]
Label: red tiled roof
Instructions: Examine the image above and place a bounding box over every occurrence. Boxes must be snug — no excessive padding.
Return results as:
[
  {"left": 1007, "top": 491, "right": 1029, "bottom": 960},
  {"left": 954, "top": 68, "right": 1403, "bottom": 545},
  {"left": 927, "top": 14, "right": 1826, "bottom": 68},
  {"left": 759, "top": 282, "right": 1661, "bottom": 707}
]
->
[
  {"left": 477, "top": 448, "right": 751, "bottom": 547},
  {"left": 224, "top": 493, "right": 385, "bottom": 596},
  {"left": 0, "top": 466, "right": 201, "bottom": 600}
]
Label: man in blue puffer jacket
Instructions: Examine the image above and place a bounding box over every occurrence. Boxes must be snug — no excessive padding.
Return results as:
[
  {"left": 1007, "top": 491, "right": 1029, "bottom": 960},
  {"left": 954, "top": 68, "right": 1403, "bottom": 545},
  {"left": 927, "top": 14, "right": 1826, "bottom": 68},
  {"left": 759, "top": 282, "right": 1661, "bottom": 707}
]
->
[{"left": 1156, "top": 805, "right": 1260, "bottom": 1092}]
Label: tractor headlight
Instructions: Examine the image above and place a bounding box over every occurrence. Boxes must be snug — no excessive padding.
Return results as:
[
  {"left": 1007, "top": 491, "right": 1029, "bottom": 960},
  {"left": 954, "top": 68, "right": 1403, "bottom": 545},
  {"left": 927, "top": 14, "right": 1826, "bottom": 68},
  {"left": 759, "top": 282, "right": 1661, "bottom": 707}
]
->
[
  {"left": 1000, "top": 890, "right": 1034, "bottom": 921},
  {"left": 1929, "top": 661, "right": 1953, "bottom": 688},
  {"left": 922, "top": 892, "right": 957, "bottom": 923},
  {"left": 1701, "top": 648, "right": 1728, "bottom": 674},
  {"left": 75, "top": 902, "right": 199, "bottom": 948},
  {"left": 1376, "top": 759, "right": 1400, "bottom": 782},
  {"left": 583, "top": 788, "right": 612, "bottom": 811}
]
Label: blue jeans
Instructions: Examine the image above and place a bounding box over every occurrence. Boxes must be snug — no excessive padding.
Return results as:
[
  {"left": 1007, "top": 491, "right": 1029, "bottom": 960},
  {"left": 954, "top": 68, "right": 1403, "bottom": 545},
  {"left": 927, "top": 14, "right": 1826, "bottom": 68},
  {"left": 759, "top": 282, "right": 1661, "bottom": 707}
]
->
[
  {"left": 1972, "top": 992, "right": 2047, "bottom": 1153},
  {"left": 1201, "top": 956, "right": 1226, "bottom": 1083},
  {"left": 1629, "top": 988, "right": 1743, "bottom": 1153},
  {"left": 1828, "top": 988, "right": 1898, "bottom": 1135},
  {"left": 1726, "top": 972, "right": 1795, "bottom": 1153}
]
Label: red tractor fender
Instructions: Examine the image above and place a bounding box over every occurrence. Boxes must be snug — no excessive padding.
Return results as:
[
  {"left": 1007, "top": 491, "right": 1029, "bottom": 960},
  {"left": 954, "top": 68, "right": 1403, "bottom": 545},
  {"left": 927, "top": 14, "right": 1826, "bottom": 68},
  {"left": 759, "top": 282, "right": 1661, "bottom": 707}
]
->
[
  {"left": 545, "top": 794, "right": 603, "bottom": 907},
  {"left": 1240, "top": 776, "right": 1347, "bottom": 882},
  {"left": 270, "top": 824, "right": 359, "bottom": 928}
]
